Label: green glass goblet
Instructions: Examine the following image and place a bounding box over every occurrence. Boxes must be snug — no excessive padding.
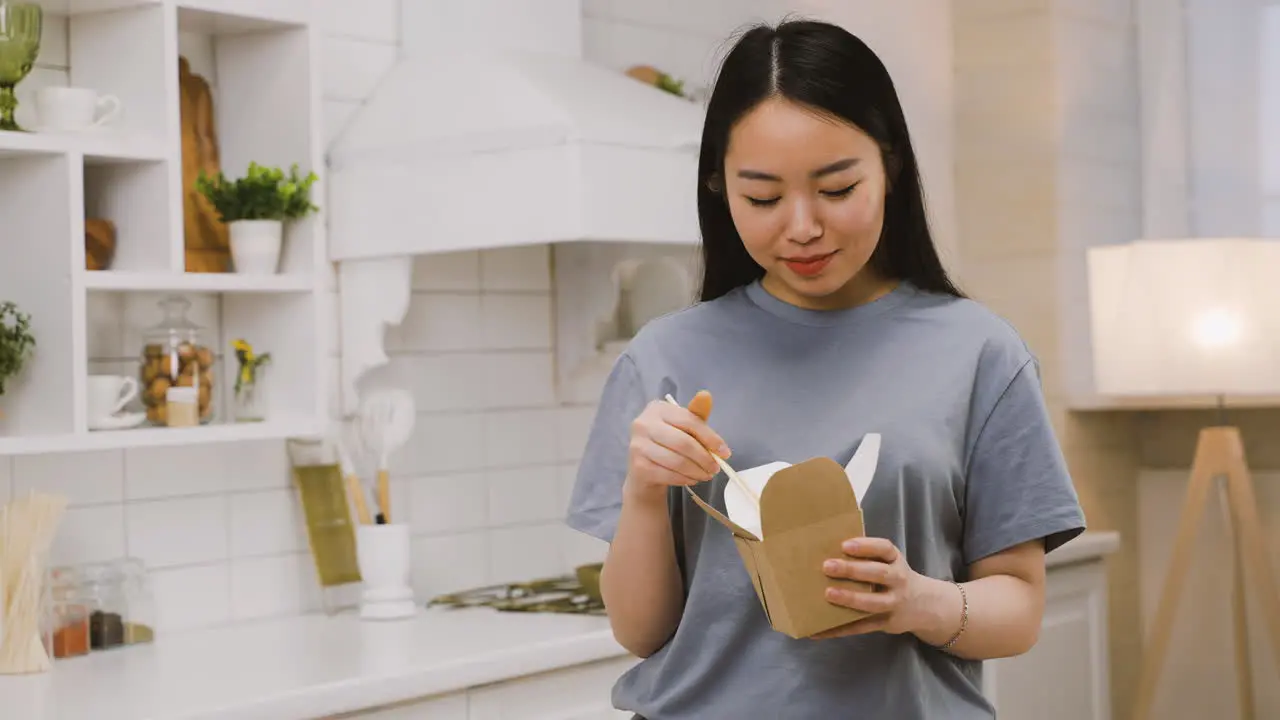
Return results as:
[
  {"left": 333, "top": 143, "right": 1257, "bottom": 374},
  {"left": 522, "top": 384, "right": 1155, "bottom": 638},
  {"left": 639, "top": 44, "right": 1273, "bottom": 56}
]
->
[{"left": 0, "top": 2, "right": 42, "bottom": 132}]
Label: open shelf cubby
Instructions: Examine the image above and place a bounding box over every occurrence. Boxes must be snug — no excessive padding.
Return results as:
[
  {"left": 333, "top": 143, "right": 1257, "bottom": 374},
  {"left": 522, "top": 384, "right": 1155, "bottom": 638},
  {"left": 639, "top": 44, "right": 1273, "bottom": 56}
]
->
[{"left": 0, "top": 0, "right": 325, "bottom": 455}]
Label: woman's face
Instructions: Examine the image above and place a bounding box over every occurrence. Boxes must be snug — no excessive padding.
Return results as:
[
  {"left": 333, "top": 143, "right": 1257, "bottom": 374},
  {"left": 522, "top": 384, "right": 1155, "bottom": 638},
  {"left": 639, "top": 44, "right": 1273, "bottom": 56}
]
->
[{"left": 722, "top": 96, "right": 893, "bottom": 310}]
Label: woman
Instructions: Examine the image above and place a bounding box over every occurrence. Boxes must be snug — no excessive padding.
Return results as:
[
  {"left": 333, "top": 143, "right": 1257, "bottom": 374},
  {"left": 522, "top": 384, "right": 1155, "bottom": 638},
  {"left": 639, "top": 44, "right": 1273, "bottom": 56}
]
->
[{"left": 566, "top": 18, "right": 1085, "bottom": 720}]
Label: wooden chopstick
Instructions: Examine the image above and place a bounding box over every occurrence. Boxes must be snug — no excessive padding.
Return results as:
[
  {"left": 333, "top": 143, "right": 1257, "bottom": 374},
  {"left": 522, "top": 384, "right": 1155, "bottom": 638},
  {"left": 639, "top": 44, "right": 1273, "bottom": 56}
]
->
[{"left": 663, "top": 394, "right": 759, "bottom": 504}]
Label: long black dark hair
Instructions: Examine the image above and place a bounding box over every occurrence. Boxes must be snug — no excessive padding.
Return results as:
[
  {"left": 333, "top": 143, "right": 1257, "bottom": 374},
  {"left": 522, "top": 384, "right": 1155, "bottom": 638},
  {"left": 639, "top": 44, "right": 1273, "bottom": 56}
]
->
[{"left": 696, "top": 19, "right": 964, "bottom": 302}]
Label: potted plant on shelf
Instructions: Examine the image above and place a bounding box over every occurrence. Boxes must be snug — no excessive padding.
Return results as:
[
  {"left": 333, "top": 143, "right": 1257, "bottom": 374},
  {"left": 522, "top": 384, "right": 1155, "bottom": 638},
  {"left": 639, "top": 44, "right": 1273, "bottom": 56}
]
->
[
  {"left": 194, "top": 162, "right": 318, "bottom": 275},
  {"left": 0, "top": 301, "right": 35, "bottom": 421}
]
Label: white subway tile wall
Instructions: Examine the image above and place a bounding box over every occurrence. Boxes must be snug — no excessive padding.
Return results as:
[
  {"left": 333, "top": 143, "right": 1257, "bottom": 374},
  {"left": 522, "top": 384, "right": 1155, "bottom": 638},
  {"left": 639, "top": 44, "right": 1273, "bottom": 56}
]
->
[
  {"left": 1, "top": 0, "right": 780, "bottom": 634},
  {"left": 379, "top": 245, "right": 607, "bottom": 601}
]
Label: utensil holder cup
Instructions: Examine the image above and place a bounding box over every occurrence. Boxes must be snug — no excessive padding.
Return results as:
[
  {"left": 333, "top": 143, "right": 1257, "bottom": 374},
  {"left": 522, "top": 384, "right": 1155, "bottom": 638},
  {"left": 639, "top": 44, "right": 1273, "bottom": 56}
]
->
[{"left": 356, "top": 524, "right": 415, "bottom": 620}]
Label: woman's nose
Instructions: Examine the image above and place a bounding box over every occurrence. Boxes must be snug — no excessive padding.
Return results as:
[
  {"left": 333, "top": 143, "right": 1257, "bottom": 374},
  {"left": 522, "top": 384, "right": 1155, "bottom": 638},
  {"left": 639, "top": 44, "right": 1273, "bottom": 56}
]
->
[{"left": 784, "top": 198, "right": 823, "bottom": 244}]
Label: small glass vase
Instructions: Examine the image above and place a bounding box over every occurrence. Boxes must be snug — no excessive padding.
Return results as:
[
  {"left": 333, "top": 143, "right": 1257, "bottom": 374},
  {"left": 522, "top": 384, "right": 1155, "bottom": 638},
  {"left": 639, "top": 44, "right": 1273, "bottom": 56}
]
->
[
  {"left": 0, "top": 3, "right": 43, "bottom": 133},
  {"left": 232, "top": 370, "right": 267, "bottom": 423}
]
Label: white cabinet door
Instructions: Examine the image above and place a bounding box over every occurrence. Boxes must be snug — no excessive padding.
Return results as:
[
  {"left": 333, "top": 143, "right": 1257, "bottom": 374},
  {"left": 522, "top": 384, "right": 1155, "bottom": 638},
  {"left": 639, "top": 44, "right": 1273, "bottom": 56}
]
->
[
  {"left": 987, "top": 561, "right": 1111, "bottom": 720},
  {"left": 330, "top": 656, "right": 638, "bottom": 720},
  {"left": 468, "top": 656, "right": 637, "bottom": 720},
  {"left": 336, "top": 692, "right": 468, "bottom": 719}
]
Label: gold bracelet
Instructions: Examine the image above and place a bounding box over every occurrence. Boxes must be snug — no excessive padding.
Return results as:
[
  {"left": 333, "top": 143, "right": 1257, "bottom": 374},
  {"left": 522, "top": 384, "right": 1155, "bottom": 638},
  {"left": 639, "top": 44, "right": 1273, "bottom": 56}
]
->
[{"left": 938, "top": 581, "right": 968, "bottom": 651}]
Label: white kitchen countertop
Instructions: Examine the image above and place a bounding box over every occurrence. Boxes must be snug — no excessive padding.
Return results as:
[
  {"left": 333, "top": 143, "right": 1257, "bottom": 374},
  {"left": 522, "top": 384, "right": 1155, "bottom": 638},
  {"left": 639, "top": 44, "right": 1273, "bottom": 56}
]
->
[
  {"left": 1048, "top": 529, "right": 1120, "bottom": 568},
  {"left": 0, "top": 607, "right": 624, "bottom": 720},
  {"left": 0, "top": 531, "right": 1119, "bottom": 720}
]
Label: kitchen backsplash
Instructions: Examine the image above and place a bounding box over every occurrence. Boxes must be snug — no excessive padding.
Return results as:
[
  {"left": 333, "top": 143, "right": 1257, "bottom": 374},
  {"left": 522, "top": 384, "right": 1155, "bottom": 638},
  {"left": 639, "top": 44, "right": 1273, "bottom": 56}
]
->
[
  {"left": 370, "top": 245, "right": 611, "bottom": 598},
  {"left": 1, "top": 0, "right": 773, "bottom": 634}
]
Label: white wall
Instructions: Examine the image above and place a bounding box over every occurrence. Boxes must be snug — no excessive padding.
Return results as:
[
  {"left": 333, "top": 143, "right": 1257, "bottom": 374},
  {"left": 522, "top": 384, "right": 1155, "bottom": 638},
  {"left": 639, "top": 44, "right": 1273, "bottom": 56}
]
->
[
  {"left": 3, "top": 0, "right": 959, "bottom": 635},
  {"left": 360, "top": 245, "right": 605, "bottom": 598},
  {"left": 1184, "top": 0, "right": 1263, "bottom": 237},
  {"left": 1140, "top": 0, "right": 1277, "bottom": 238},
  {"left": 1261, "top": 3, "right": 1280, "bottom": 234},
  {"left": 951, "top": 3, "right": 1146, "bottom": 718}
]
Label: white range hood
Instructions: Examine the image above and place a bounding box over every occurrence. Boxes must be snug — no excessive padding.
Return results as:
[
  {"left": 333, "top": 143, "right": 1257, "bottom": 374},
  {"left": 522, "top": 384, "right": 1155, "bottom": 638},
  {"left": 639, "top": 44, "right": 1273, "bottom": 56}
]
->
[
  {"left": 328, "top": 0, "right": 705, "bottom": 414},
  {"left": 326, "top": 0, "right": 706, "bottom": 261}
]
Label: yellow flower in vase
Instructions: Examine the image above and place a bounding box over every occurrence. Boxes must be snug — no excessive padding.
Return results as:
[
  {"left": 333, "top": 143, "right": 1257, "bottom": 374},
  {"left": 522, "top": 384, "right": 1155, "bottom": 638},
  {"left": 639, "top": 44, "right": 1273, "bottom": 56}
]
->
[{"left": 232, "top": 338, "right": 271, "bottom": 422}]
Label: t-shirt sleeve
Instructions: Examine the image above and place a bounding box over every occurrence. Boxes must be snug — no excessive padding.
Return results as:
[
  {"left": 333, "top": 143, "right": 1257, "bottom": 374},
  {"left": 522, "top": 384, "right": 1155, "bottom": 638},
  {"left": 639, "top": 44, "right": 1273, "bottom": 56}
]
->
[
  {"left": 565, "top": 352, "right": 648, "bottom": 543},
  {"left": 962, "top": 357, "right": 1086, "bottom": 565}
]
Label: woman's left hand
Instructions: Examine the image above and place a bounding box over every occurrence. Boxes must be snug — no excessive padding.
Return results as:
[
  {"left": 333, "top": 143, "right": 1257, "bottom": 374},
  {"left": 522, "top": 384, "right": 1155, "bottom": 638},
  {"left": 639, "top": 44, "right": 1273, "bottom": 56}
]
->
[{"left": 813, "top": 537, "right": 926, "bottom": 639}]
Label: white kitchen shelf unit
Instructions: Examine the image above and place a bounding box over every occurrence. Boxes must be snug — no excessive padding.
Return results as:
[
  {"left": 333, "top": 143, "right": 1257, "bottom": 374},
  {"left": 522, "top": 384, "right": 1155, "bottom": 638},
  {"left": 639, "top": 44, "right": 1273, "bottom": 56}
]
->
[
  {"left": 0, "top": 0, "right": 327, "bottom": 455},
  {"left": 0, "top": 417, "right": 317, "bottom": 456},
  {"left": 82, "top": 270, "right": 313, "bottom": 292},
  {"left": 0, "top": 127, "right": 166, "bottom": 161}
]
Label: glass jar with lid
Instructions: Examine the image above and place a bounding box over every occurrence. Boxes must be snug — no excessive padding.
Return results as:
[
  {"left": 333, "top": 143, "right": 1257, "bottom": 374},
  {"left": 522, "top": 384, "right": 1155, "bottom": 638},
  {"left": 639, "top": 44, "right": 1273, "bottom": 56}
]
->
[
  {"left": 43, "top": 565, "right": 91, "bottom": 660},
  {"left": 139, "top": 295, "right": 216, "bottom": 426},
  {"left": 80, "top": 561, "right": 128, "bottom": 651},
  {"left": 118, "top": 557, "right": 156, "bottom": 645}
]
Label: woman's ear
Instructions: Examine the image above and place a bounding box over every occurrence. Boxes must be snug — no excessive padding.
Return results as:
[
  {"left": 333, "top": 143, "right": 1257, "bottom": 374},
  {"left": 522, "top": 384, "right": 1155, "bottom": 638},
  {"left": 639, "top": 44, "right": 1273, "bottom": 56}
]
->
[
  {"left": 882, "top": 147, "right": 901, "bottom": 193},
  {"left": 705, "top": 171, "right": 724, "bottom": 194}
]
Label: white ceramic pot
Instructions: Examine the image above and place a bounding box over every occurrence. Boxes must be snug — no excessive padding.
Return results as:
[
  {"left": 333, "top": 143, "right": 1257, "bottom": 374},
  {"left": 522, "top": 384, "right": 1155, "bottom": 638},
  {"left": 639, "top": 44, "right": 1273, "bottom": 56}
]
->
[{"left": 229, "top": 219, "right": 283, "bottom": 275}]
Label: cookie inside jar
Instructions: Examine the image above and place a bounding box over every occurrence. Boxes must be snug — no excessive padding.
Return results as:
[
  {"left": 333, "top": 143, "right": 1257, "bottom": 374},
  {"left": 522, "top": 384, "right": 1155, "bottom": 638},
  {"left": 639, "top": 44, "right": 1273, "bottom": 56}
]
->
[{"left": 139, "top": 295, "right": 216, "bottom": 426}]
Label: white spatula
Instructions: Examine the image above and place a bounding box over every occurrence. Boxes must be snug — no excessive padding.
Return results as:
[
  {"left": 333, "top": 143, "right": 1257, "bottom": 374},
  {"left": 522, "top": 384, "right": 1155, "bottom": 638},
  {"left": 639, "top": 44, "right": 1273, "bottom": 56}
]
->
[{"left": 358, "top": 389, "right": 415, "bottom": 524}]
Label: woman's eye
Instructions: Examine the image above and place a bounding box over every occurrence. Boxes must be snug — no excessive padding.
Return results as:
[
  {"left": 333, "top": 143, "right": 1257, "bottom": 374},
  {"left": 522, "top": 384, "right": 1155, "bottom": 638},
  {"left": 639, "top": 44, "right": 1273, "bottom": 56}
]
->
[
  {"left": 745, "top": 196, "right": 781, "bottom": 208},
  {"left": 820, "top": 183, "right": 858, "bottom": 199}
]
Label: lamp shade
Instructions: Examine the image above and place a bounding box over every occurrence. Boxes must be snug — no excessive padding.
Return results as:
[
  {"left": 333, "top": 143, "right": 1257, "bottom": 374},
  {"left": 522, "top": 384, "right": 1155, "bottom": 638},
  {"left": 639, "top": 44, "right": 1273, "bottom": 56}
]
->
[{"left": 1086, "top": 238, "right": 1280, "bottom": 397}]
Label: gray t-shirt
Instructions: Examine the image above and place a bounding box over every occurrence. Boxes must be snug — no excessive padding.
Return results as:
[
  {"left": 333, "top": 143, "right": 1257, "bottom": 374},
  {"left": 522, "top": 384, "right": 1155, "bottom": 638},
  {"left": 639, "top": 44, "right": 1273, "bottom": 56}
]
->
[{"left": 566, "top": 280, "right": 1086, "bottom": 719}]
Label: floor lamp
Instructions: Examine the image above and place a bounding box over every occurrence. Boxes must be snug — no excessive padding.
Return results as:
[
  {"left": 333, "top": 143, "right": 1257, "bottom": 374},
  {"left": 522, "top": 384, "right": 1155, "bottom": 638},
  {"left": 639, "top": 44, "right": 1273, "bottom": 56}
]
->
[{"left": 1087, "top": 238, "right": 1280, "bottom": 720}]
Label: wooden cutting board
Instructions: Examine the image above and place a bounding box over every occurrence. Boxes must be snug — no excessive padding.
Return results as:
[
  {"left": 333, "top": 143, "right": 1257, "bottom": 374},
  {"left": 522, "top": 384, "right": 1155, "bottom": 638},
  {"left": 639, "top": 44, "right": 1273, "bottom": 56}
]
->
[{"left": 180, "top": 56, "right": 230, "bottom": 273}]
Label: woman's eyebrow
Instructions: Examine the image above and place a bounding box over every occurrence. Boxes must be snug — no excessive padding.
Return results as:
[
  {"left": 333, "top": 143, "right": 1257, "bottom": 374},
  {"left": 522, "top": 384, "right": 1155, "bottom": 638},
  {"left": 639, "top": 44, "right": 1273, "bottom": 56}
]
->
[
  {"left": 811, "top": 157, "right": 859, "bottom": 177},
  {"left": 735, "top": 157, "right": 860, "bottom": 182}
]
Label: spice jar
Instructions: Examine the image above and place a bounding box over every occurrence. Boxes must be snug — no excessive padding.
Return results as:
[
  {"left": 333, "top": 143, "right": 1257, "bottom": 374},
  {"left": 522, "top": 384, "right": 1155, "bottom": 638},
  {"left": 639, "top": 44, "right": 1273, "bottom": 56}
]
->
[
  {"left": 119, "top": 557, "right": 156, "bottom": 645},
  {"left": 43, "top": 566, "right": 91, "bottom": 660},
  {"left": 80, "top": 562, "right": 128, "bottom": 651},
  {"left": 139, "top": 295, "right": 215, "bottom": 426}
]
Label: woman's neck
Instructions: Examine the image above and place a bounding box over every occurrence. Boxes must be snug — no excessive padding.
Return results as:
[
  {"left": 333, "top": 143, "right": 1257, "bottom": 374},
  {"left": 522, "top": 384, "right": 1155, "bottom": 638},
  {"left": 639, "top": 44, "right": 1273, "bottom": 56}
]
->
[{"left": 760, "top": 270, "right": 899, "bottom": 311}]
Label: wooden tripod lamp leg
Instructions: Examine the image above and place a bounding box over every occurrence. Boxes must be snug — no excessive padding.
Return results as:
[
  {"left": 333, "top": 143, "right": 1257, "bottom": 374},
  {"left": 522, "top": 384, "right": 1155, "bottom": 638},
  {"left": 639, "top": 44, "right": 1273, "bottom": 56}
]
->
[
  {"left": 1132, "top": 426, "right": 1280, "bottom": 720},
  {"left": 1130, "top": 428, "right": 1223, "bottom": 720},
  {"left": 1222, "top": 431, "right": 1280, "bottom": 683},
  {"left": 1218, "top": 476, "right": 1255, "bottom": 720}
]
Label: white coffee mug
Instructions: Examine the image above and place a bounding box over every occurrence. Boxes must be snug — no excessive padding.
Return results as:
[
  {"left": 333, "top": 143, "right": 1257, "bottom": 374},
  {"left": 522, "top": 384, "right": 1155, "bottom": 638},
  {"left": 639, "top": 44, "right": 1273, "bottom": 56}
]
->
[
  {"left": 35, "top": 86, "right": 121, "bottom": 131},
  {"left": 87, "top": 375, "right": 139, "bottom": 421}
]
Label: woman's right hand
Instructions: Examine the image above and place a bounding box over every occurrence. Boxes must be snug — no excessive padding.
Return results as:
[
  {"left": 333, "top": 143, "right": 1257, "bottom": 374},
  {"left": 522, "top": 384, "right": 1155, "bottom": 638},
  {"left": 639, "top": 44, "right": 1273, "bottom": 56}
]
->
[{"left": 625, "top": 390, "right": 731, "bottom": 495}]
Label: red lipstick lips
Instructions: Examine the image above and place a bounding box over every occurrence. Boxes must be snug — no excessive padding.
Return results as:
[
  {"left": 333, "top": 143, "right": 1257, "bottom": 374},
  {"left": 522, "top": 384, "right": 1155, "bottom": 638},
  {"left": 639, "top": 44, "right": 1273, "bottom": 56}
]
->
[{"left": 782, "top": 251, "right": 836, "bottom": 277}]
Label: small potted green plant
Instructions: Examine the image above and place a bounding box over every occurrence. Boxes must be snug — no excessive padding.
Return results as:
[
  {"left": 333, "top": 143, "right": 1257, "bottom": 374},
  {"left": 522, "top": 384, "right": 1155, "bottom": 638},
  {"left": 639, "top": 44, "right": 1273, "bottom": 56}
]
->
[
  {"left": 194, "top": 162, "right": 319, "bottom": 275},
  {"left": 0, "top": 301, "right": 35, "bottom": 420}
]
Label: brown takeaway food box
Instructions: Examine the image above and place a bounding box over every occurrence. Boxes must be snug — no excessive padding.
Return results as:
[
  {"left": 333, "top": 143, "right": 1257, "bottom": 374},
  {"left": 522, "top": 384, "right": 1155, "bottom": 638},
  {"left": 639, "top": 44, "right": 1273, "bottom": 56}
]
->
[{"left": 686, "top": 433, "right": 883, "bottom": 639}]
